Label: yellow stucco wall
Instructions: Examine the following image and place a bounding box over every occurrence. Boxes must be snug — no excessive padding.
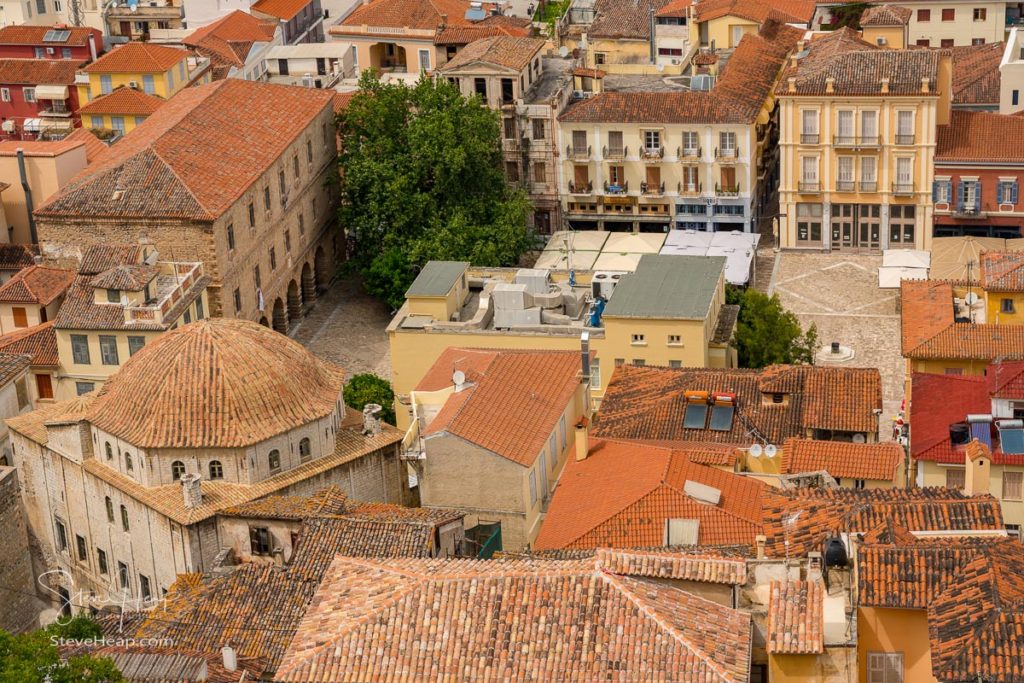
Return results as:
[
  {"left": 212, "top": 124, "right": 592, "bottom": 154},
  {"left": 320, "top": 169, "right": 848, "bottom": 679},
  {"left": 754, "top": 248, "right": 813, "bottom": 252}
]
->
[
  {"left": 911, "top": 358, "right": 988, "bottom": 376},
  {"left": 701, "top": 16, "right": 759, "bottom": 48},
  {"left": 857, "top": 607, "right": 935, "bottom": 683},
  {"left": 769, "top": 648, "right": 857, "bottom": 683},
  {"left": 861, "top": 25, "right": 907, "bottom": 49},
  {"left": 984, "top": 290, "right": 1024, "bottom": 324},
  {"left": 76, "top": 57, "right": 208, "bottom": 103},
  {"left": 919, "top": 460, "right": 1024, "bottom": 528},
  {"left": 83, "top": 113, "right": 148, "bottom": 134}
]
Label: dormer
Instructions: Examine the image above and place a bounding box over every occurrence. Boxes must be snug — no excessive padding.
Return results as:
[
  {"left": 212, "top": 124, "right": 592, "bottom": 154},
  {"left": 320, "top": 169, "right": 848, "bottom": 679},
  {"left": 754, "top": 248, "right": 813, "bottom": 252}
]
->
[{"left": 90, "top": 264, "right": 158, "bottom": 308}]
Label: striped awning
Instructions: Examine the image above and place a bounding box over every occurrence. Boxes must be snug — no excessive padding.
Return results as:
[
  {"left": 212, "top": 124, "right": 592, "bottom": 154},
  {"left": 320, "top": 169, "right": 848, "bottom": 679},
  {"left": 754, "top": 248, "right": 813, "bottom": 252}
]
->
[{"left": 34, "top": 84, "right": 69, "bottom": 100}]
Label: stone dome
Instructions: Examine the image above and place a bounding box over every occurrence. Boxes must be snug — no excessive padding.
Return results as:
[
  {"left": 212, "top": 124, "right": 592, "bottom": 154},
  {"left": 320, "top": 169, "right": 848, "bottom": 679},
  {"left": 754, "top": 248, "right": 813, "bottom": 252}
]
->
[{"left": 87, "top": 319, "right": 346, "bottom": 448}]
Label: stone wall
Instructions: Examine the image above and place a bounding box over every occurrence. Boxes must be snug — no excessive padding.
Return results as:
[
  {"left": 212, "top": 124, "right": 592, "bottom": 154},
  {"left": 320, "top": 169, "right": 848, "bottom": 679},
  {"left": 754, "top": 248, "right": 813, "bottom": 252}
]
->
[{"left": 0, "top": 467, "right": 47, "bottom": 632}]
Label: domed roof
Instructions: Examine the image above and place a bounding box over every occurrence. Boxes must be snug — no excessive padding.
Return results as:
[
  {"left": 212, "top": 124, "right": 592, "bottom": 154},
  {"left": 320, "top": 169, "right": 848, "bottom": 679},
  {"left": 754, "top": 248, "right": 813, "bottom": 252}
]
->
[{"left": 87, "top": 319, "right": 346, "bottom": 448}]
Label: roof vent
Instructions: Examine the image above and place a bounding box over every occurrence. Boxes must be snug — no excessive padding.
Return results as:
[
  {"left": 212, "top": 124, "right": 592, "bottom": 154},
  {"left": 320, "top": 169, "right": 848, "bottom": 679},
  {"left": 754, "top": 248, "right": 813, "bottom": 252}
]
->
[
  {"left": 825, "top": 76, "right": 835, "bottom": 93},
  {"left": 921, "top": 77, "right": 930, "bottom": 93},
  {"left": 683, "top": 479, "right": 721, "bottom": 505},
  {"left": 880, "top": 77, "right": 889, "bottom": 94}
]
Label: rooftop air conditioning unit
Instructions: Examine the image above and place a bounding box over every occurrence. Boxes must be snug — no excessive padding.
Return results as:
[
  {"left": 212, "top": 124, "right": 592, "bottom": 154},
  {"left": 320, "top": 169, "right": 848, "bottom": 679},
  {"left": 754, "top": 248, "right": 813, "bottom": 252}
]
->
[
  {"left": 128, "top": 80, "right": 139, "bottom": 88},
  {"left": 302, "top": 74, "right": 314, "bottom": 88},
  {"left": 876, "top": 36, "right": 887, "bottom": 45},
  {"left": 46, "top": 47, "right": 55, "bottom": 54},
  {"left": 591, "top": 271, "right": 624, "bottom": 300}
]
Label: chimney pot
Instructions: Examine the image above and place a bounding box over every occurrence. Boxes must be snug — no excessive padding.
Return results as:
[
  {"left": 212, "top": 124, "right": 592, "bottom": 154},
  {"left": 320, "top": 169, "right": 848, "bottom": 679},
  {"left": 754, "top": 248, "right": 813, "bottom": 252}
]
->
[
  {"left": 362, "top": 403, "right": 383, "bottom": 436},
  {"left": 825, "top": 76, "right": 835, "bottom": 93},
  {"left": 181, "top": 474, "right": 202, "bottom": 509},
  {"left": 787, "top": 76, "right": 796, "bottom": 92},
  {"left": 921, "top": 77, "right": 930, "bottom": 93},
  {"left": 755, "top": 534, "right": 766, "bottom": 560},
  {"left": 574, "top": 417, "right": 589, "bottom": 461},
  {"left": 880, "top": 76, "right": 890, "bottom": 93}
]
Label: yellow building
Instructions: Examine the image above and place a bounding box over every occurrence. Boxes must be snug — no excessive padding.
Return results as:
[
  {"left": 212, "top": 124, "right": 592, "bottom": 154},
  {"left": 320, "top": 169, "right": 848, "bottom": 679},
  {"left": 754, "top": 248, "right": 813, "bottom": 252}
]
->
[
  {"left": 0, "top": 265, "right": 74, "bottom": 335},
  {"left": 77, "top": 42, "right": 210, "bottom": 106},
  {"left": 873, "top": 0, "right": 1006, "bottom": 47},
  {"left": 79, "top": 86, "right": 166, "bottom": 135},
  {"left": 52, "top": 244, "right": 210, "bottom": 400},
  {"left": 779, "top": 438, "right": 906, "bottom": 488},
  {"left": 981, "top": 250, "right": 1024, "bottom": 323},
  {"left": 766, "top": 580, "right": 857, "bottom": 683},
  {"left": 859, "top": 4, "right": 912, "bottom": 49},
  {"left": 692, "top": 0, "right": 815, "bottom": 50},
  {"left": 778, "top": 29, "right": 950, "bottom": 251},
  {"left": 387, "top": 255, "right": 737, "bottom": 429}
]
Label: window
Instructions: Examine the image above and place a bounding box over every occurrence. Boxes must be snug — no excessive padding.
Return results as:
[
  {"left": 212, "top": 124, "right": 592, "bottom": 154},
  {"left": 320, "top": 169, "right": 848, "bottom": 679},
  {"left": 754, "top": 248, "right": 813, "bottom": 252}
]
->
[
  {"left": 171, "top": 460, "right": 185, "bottom": 481},
  {"left": 1014, "top": 90, "right": 1020, "bottom": 107},
  {"left": 142, "top": 75, "right": 154, "bottom": 94},
  {"left": 99, "top": 335, "right": 119, "bottom": 365},
  {"left": 505, "top": 161, "right": 519, "bottom": 181},
  {"left": 35, "top": 373, "right": 52, "bottom": 400},
  {"left": 105, "top": 288, "right": 119, "bottom": 303},
  {"left": 118, "top": 561, "right": 129, "bottom": 590},
  {"left": 896, "top": 156, "right": 913, "bottom": 187},
  {"left": 917, "top": 8, "right": 930, "bottom": 21},
  {"left": 941, "top": 8, "right": 954, "bottom": 20},
  {"left": 105, "top": 496, "right": 114, "bottom": 522},
  {"left": 668, "top": 334, "right": 682, "bottom": 345},
  {"left": 861, "top": 110, "right": 878, "bottom": 140},
  {"left": 292, "top": 154, "right": 299, "bottom": 180},
  {"left": 0, "top": 88, "right": 9, "bottom": 102},
  {"left": 76, "top": 534, "right": 87, "bottom": 561},
  {"left": 263, "top": 186, "right": 271, "bottom": 210},
  {"left": 503, "top": 117, "right": 516, "bottom": 139},
  {"left": 837, "top": 156, "right": 854, "bottom": 189},
  {"left": 800, "top": 110, "right": 818, "bottom": 142},
  {"left": 75, "top": 381, "right": 94, "bottom": 396},
  {"left": 473, "top": 77, "right": 486, "bottom": 98},
  {"left": 867, "top": 652, "right": 903, "bottom": 683},
  {"left": 124, "top": 452, "right": 133, "bottom": 472},
  {"left": 836, "top": 110, "right": 854, "bottom": 140},
  {"left": 801, "top": 156, "right": 818, "bottom": 184},
  {"left": 104, "top": 442, "right": 113, "bottom": 461},
  {"left": 1002, "top": 298, "right": 1015, "bottom": 314},
  {"left": 631, "top": 333, "right": 646, "bottom": 345},
  {"left": 896, "top": 111, "right": 914, "bottom": 142},
  {"left": 299, "top": 212, "right": 306, "bottom": 234},
  {"left": 34, "top": 47, "right": 44, "bottom": 58},
  {"left": 269, "top": 247, "right": 277, "bottom": 271},
  {"left": 532, "top": 118, "right": 545, "bottom": 140},
  {"left": 306, "top": 139, "right": 313, "bottom": 164},
  {"left": 209, "top": 460, "right": 223, "bottom": 479},
  {"left": 226, "top": 222, "right": 235, "bottom": 251},
  {"left": 1004, "top": 471, "right": 1023, "bottom": 500},
  {"left": 533, "top": 162, "right": 546, "bottom": 184},
  {"left": 861, "top": 156, "right": 877, "bottom": 186},
  {"left": 590, "top": 357, "right": 601, "bottom": 389},
  {"left": 15, "top": 378, "right": 27, "bottom": 410},
  {"left": 278, "top": 170, "right": 286, "bottom": 196},
  {"left": 644, "top": 130, "right": 661, "bottom": 152},
  {"left": 946, "top": 467, "right": 965, "bottom": 489},
  {"left": 21, "top": 86, "right": 34, "bottom": 103},
  {"left": 97, "top": 548, "right": 108, "bottom": 574},
  {"left": 999, "top": 180, "right": 1019, "bottom": 204},
  {"left": 719, "top": 131, "right": 736, "bottom": 155},
  {"left": 268, "top": 449, "right": 281, "bottom": 473},
  {"left": 140, "top": 574, "right": 151, "bottom": 601},
  {"left": 248, "top": 202, "right": 256, "bottom": 228},
  {"left": 299, "top": 437, "right": 312, "bottom": 462},
  {"left": 933, "top": 178, "right": 952, "bottom": 203},
  {"left": 941, "top": 38, "right": 954, "bottom": 48},
  {"left": 55, "top": 518, "right": 68, "bottom": 551},
  {"left": 179, "top": 61, "right": 185, "bottom": 81},
  {"left": 71, "top": 334, "right": 90, "bottom": 364},
  {"left": 796, "top": 203, "right": 823, "bottom": 244},
  {"left": 233, "top": 288, "right": 242, "bottom": 314},
  {"left": 254, "top": 265, "right": 261, "bottom": 289},
  {"left": 529, "top": 470, "right": 537, "bottom": 506},
  {"left": 854, "top": 479, "right": 866, "bottom": 490},
  {"left": 120, "top": 504, "right": 130, "bottom": 531},
  {"left": 669, "top": 360, "right": 682, "bottom": 368},
  {"left": 109, "top": 116, "right": 124, "bottom": 135},
  {"left": 127, "top": 336, "right": 145, "bottom": 357},
  {"left": 916, "top": 39, "right": 930, "bottom": 47},
  {"left": 250, "top": 526, "right": 271, "bottom": 555},
  {"left": 974, "top": 7, "right": 986, "bottom": 20},
  {"left": 418, "top": 48, "right": 431, "bottom": 71},
  {"left": 889, "top": 205, "right": 916, "bottom": 245}
]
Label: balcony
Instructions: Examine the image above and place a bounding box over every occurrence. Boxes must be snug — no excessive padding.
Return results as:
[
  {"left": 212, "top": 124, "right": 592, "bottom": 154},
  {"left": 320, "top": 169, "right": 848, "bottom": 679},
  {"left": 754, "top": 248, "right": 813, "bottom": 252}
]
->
[
  {"left": 953, "top": 204, "right": 986, "bottom": 218},
  {"left": 678, "top": 146, "right": 702, "bottom": 162},
  {"left": 800, "top": 133, "right": 820, "bottom": 144},
  {"left": 124, "top": 262, "right": 203, "bottom": 327},
  {"left": 715, "top": 184, "right": 740, "bottom": 197},
  {"left": 860, "top": 181, "right": 878, "bottom": 192},
  {"left": 106, "top": 0, "right": 183, "bottom": 21},
  {"left": 640, "top": 181, "right": 665, "bottom": 196},
  {"left": 603, "top": 180, "right": 629, "bottom": 194},
  {"left": 833, "top": 135, "right": 879, "bottom": 148},
  {"left": 715, "top": 147, "right": 740, "bottom": 162},
  {"left": 603, "top": 145, "right": 628, "bottom": 160},
  {"left": 835, "top": 180, "right": 855, "bottom": 192},
  {"left": 892, "top": 182, "right": 915, "bottom": 196},
  {"left": 568, "top": 180, "right": 593, "bottom": 194},
  {"left": 678, "top": 182, "right": 702, "bottom": 196},
  {"left": 640, "top": 146, "right": 665, "bottom": 161},
  {"left": 567, "top": 145, "right": 591, "bottom": 160},
  {"left": 798, "top": 181, "right": 821, "bottom": 193},
  {"left": 39, "top": 103, "right": 71, "bottom": 118},
  {"left": 894, "top": 134, "right": 915, "bottom": 145}
]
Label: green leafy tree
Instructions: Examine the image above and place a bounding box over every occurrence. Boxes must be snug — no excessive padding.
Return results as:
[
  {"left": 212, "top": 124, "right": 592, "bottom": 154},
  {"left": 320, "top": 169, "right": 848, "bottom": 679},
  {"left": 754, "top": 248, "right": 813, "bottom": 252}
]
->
[
  {"left": 733, "top": 289, "right": 819, "bottom": 368},
  {"left": 344, "top": 373, "right": 396, "bottom": 425},
  {"left": 338, "top": 70, "right": 533, "bottom": 309},
  {"left": 0, "top": 617, "right": 123, "bottom": 683},
  {"left": 828, "top": 2, "right": 873, "bottom": 29}
]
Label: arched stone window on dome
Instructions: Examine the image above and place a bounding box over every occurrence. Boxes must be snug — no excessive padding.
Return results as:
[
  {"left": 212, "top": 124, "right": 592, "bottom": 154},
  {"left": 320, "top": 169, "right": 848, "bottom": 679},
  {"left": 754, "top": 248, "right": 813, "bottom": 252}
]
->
[
  {"left": 209, "top": 461, "right": 223, "bottom": 480},
  {"left": 124, "top": 452, "right": 133, "bottom": 472},
  {"left": 268, "top": 449, "right": 281, "bottom": 473},
  {"left": 299, "top": 438, "right": 312, "bottom": 462},
  {"left": 105, "top": 442, "right": 113, "bottom": 460},
  {"left": 171, "top": 461, "right": 186, "bottom": 481}
]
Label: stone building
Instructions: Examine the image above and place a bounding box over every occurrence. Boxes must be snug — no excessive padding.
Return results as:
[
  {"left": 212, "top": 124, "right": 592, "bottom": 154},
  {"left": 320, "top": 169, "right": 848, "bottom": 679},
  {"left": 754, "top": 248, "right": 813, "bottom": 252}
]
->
[
  {"left": 7, "top": 318, "right": 406, "bottom": 613},
  {"left": 33, "top": 79, "right": 339, "bottom": 333},
  {"left": 0, "top": 467, "right": 47, "bottom": 632}
]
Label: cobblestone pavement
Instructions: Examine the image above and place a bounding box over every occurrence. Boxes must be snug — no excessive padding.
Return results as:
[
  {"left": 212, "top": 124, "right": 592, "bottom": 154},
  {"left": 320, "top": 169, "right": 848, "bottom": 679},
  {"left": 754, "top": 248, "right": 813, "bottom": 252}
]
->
[
  {"left": 291, "top": 274, "right": 394, "bottom": 380},
  {"left": 772, "top": 252, "right": 904, "bottom": 435}
]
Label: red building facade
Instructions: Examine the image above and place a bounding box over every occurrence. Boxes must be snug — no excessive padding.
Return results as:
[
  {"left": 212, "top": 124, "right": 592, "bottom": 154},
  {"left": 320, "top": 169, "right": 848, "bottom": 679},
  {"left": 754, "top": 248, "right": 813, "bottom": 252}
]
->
[
  {"left": 0, "top": 59, "right": 82, "bottom": 140},
  {"left": 0, "top": 25, "right": 101, "bottom": 62}
]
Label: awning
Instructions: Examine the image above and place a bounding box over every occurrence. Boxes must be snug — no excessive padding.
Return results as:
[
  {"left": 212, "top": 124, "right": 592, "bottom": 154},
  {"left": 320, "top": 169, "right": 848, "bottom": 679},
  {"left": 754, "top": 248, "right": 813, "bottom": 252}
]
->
[
  {"left": 22, "top": 119, "right": 41, "bottom": 132},
  {"left": 34, "top": 85, "right": 68, "bottom": 100}
]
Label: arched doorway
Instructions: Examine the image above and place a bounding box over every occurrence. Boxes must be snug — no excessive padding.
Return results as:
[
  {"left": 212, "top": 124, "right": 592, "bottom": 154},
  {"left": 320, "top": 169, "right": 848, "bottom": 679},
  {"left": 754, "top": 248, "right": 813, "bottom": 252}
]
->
[
  {"left": 314, "top": 246, "right": 330, "bottom": 292},
  {"left": 301, "top": 262, "right": 315, "bottom": 308},
  {"left": 287, "top": 280, "right": 302, "bottom": 323},
  {"left": 272, "top": 298, "right": 287, "bottom": 333},
  {"left": 258, "top": 316, "right": 270, "bottom": 327}
]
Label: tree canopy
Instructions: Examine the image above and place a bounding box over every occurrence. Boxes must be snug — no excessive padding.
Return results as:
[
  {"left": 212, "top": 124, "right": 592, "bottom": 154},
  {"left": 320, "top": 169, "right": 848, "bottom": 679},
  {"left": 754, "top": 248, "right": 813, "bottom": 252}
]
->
[
  {"left": 730, "top": 288, "right": 818, "bottom": 368},
  {"left": 343, "top": 373, "right": 396, "bottom": 425},
  {"left": 337, "top": 70, "right": 534, "bottom": 310},
  {"left": 0, "top": 616, "right": 123, "bottom": 683}
]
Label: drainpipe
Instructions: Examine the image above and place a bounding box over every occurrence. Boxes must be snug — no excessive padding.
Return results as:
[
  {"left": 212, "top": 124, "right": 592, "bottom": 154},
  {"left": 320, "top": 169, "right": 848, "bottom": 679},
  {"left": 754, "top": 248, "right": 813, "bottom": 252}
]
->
[
  {"left": 17, "top": 149, "right": 37, "bottom": 245},
  {"left": 649, "top": 8, "right": 656, "bottom": 64}
]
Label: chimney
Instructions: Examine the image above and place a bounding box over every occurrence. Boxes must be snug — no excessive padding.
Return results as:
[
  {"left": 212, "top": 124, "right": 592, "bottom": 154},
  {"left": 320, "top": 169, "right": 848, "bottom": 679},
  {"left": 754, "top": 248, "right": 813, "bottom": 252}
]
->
[
  {"left": 825, "top": 76, "right": 835, "bottom": 93},
  {"left": 574, "top": 417, "right": 589, "bottom": 461},
  {"left": 796, "top": 39, "right": 806, "bottom": 51},
  {"left": 580, "top": 330, "right": 591, "bottom": 383},
  {"left": 787, "top": 76, "right": 796, "bottom": 92},
  {"left": 755, "top": 534, "right": 766, "bottom": 559},
  {"left": 921, "top": 77, "right": 931, "bottom": 93},
  {"left": 221, "top": 646, "right": 237, "bottom": 673},
  {"left": 362, "top": 403, "right": 382, "bottom": 436},
  {"left": 88, "top": 33, "right": 97, "bottom": 63},
  {"left": 807, "top": 551, "right": 823, "bottom": 582},
  {"left": 964, "top": 439, "right": 991, "bottom": 496},
  {"left": 880, "top": 77, "right": 889, "bottom": 94},
  {"left": 440, "top": 12, "right": 448, "bottom": 27},
  {"left": 180, "top": 474, "right": 202, "bottom": 509}
]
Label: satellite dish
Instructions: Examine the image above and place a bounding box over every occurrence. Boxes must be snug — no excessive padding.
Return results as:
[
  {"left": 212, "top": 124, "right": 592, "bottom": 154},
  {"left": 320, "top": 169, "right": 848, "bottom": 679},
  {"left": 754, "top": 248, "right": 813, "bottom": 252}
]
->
[
  {"left": 452, "top": 370, "right": 466, "bottom": 386},
  {"left": 748, "top": 444, "right": 763, "bottom": 458},
  {"left": 965, "top": 292, "right": 980, "bottom": 306},
  {"left": 764, "top": 444, "right": 778, "bottom": 458},
  {"left": 852, "top": 433, "right": 866, "bottom": 444},
  {"left": 558, "top": 46, "right": 569, "bottom": 58}
]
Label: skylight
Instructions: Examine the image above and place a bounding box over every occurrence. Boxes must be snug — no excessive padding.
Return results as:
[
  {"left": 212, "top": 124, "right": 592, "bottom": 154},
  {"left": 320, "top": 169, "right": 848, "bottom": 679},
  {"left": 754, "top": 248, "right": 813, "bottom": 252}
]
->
[{"left": 43, "top": 29, "right": 71, "bottom": 43}]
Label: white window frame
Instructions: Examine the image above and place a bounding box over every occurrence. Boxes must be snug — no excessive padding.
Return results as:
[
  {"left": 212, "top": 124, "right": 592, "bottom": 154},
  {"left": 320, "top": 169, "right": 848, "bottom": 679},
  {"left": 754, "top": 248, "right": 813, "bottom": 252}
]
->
[
  {"left": 418, "top": 48, "right": 431, "bottom": 71},
  {"left": 861, "top": 110, "right": 878, "bottom": 139},
  {"left": 801, "top": 156, "right": 818, "bottom": 183},
  {"left": 837, "top": 110, "right": 854, "bottom": 138},
  {"left": 837, "top": 156, "right": 854, "bottom": 182},
  {"left": 22, "top": 87, "right": 35, "bottom": 103},
  {"left": 862, "top": 156, "right": 877, "bottom": 182},
  {"left": 896, "top": 157, "right": 913, "bottom": 184},
  {"left": 0, "top": 88, "right": 9, "bottom": 102},
  {"left": 644, "top": 129, "right": 661, "bottom": 152},
  {"left": 801, "top": 109, "right": 818, "bottom": 136},
  {"left": 1003, "top": 470, "right": 1023, "bottom": 501},
  {"left": 867, "top": 652, "right": 904, "bottom": 683},
  {"left": 935, "top": 176, "right": 952, "bottom": 202},
  {"left": 897, "top": 110, "right": 914, "bottom": 136}
]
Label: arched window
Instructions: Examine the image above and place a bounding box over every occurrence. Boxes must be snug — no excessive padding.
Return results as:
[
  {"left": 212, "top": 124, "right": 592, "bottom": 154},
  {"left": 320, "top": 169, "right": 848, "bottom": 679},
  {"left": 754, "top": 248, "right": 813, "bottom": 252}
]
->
[
  {"left": 268, "top": 449, "right": 281, "bottom": 473},
  {"left": 171, "top": 461, "right": 185, "bottom": 481},
  {"left": 208, "top": 460, "right": 223, "bottom": 480},
  {"left": 105, "top": 496, "right": 114, "bottom": 523},
  {"left": 124, "top": 452, "right": 133, "bottom": 472},
  {"left": 299, "top": 438, "right": 312, "bottom": 462},
  {"left": 105, "top": 442, "right": 113, "bottom": 460},
  {"left": 120, "top": 505, "right": 130, "bottom": 532}
]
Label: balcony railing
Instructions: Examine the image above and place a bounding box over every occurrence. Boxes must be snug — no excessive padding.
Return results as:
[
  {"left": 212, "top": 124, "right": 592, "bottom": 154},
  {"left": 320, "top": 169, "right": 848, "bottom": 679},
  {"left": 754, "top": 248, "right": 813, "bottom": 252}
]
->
[
  {"left": 800, "top": 133, "right": 820, "bottom": 144},
  {"left": 715, "top": 184, "right": 740, "bottom": 197},
  {"left": 895, "top": 134, "right": 915, "bottom": 145},
  {"left": 833, "top": 135, "right": 879, "bottom": 148},
  {"left": 603, "top": 145, "right": 627, "bottom": 159},
  {"left": 568, "top": 180, "right": 593, "bottom": 194},
  {"left": 640, "top": 146, "right": 665, "bottom": 160},
  {"left": 835, "top": 180, "right": 855, "bottom": 192},
  {"left": 678, "top": 182, "right": 702, "bottom": 196},
  {"left": 567, "top": 145, "right": 591, "bottom": 160},
  {"left": 39, "top": 105, "right": 71, "bottom": 117},
  {"left": 640, "top": 181, "right": 665, "bottom": 195},
  {"left": 715, "top": 147, "right": 740, "bottom": 162},
  {"left": 798, "top": 181, "right": 821, "bottom": 193},
  {"left": 892, "top": 182, "right": 915, "bottom": 195},
  {"left": 860, "top": 181, "right": 878, "bottom": 192},
  {"left": 953, "top": 205, "right": 986, "bottom": 218},
  {"left": 678, "top": 146, "right": 702, "bottom": 161},
  {"left": 604, "top": 180, "right": 629, "bottom": 194}
]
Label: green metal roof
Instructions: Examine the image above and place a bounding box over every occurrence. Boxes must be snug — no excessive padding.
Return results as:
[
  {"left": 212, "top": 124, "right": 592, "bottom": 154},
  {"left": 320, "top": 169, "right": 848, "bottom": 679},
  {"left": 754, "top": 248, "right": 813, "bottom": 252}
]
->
[
  {"left": 405, "top": 261, "right": 469, "bottom": 298},
  {"left": 601, "top": 254, "right": 725, "bottom": 320}
]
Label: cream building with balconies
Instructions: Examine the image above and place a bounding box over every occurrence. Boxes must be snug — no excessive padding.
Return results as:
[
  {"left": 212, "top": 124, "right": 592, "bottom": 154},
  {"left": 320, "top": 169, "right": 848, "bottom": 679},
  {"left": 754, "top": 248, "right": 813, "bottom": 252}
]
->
[{"left": 778, "top": 29, "right": 950, "bottom": 251}]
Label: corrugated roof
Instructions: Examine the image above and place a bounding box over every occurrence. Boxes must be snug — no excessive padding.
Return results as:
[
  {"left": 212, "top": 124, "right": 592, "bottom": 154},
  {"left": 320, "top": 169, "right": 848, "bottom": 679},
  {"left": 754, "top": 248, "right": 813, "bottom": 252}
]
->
[
  {"left": 602, "top": 254, "right": 724, "bottom": 320},
  {"left": 405, "top": 260, "right": 468, "bottom": 297}
]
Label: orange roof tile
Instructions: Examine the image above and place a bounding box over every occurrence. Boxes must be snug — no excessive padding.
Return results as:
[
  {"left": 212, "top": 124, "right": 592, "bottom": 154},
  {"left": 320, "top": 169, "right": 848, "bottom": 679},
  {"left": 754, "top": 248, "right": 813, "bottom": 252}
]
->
[
  {"left": 251, "top": 0, "right": 311, "bottom": 20},
  {"left": 906, "top": 324, "right": 1024, "bottom": 362},
  {"left": 594, "top": 547, "right": 747, "bottom": 583},
  {"left": 980, "top": 250, "right": 1024, "bottom": 291},
  {"left": 695, "top": 0, "right": 813, "bottom": 24},
  {"left": 534, "top": 438, "right": 765, "bottom": 550},
  {"left": 433, "top": 20, "right": 531, "bottom": 45},
  {"left": 340, "top": 0, "right": 489, "bottom": 30},
  {"left": 767, "top": 580, "right": 824, "bottom": 654},
  {"left": 656, "top": 0, "right": 692, "bottom": 17},
  {"left": 937, "top": 111, "right": 1024, "bottom": 163},
  {"left": 78, "top": 86, "right": 165, "bottom": 116},
  {"left": 184, "top": 10, "right": 277, "bottom": 46},
  {"left": 0, "top": 321, "right": 58, "bottom": 366},
  {"left": 332, "top": 90, "right": 354, "bottom": 113},
  {"left": 0, "top": 24, "right": 98, "bottom": 47},
  {"left": 0, "top": 57, "right": 80, "bottom": 85},
  {"left": 781, "top": 438, "right": 902, "bottom": 482},
  {"left": 62, "top": 127, "right": 109, "bottom": 164},
  {"left": 900, "top": 279, "right": 955, "bottom": 354},
  {"left": 0, "top": 265, "right": 74, "bottom": 305},
  {"left": 437, "top": 35, "right": 545, "bottom": 72},
  {"left": 948, "top": 43, "right": 1003, "bottom": 107},
  {"left": 83, "top": 42, "right": 188, "bottom": 73},
  {"left": 859, "top": 4, "right": 912, "bottom": 25}
]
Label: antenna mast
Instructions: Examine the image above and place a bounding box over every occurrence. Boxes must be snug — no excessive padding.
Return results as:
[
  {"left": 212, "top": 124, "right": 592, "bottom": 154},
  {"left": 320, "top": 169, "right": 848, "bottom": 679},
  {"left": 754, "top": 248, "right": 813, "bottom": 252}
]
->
[{"left": 69, "top": 0, "right": 85, "bottom": 26}]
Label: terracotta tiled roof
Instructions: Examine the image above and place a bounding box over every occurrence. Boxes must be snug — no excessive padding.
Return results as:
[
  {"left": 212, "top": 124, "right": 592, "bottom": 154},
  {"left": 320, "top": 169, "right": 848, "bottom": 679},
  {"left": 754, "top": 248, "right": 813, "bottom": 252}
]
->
[
  {"left": 0, "top": 24, "right": 97, "bottom": 47},
  {"left": 949, "top": 42, "right": 1003, "bottom": 106},
  {"left": 54, "top": 270, "right": 208, "bottom": 332},
  {"left": 900, "top": 279, "right": 954, "bottom": 354},
  {"left": 0, "top": 58, "right": 79, "bottom": 85},
  {"left": 58, "top": 644, "right": 260, "bottom": 683},
  {"left": 778, "top": 27, "right": 940, "bottom": 96},
  {"left": 594, "top": 547, "right": 747, "bottom": 583},
  {"left": 251, "top": 0, "right": 311, "bottom": 20},
  {"left": 594, "top": 364, "right": 882, "bottom": 446},
  {"left": 78, "top": 86, "right": 165, "bottom": 116},
  {"left": 7, "top": 393, "right": 91, "bottom": 444},
  {"left": 695, "top": 0, "right": 813, "bottom": 24},
  {"left": 980, "top": 250, "right": 1024, "bottom": 291},
  {"left": 434, "top": 20, "right": 531, "bottom": 44},
  {"left": 332, "top": 90, "right": 354, "bottom": 113},
  {"left": 762, "top": 487, "right": 1004, "bottom": 557},
  {"left": 340, "top": 0, "right": 489, "bottom": 30},
  {"left": 573, "top": 66, "right": 607, "bottom": 78},
  {"left": 83, "top": 42, "right": 187, "bottom": 73},
  {"left": 276, "top": 555, "right": 753, "bottom": 682},
  {"left": 87, "top": 263, "right": 158, "bottom": 291},
  {"left": 0, "top": 351, "right": 28, "bottom": 386},
  {"left": 0, "top": 321, "right": 57, "bottom": 366},
  {"left": 767, "top": 580, "right": 824, "bottom": 654},
  {"left": 534, "top": 439, "right": 765, "bottom": 550},
  {"left": 906, "top": 323, "right": 1024, "bottom": 362},
  {"left": 588, "top": 0, "right": 676, "bottom": 40},
  {"left": 421, "top": 348, "right": 582, "bottom": 467},
  {"left": 987, "top": 360, "right": 1024, "bottom": 399},
  {"left": 656, "top": 0, "right": 692, "bottom": 18},
  {"left": 62, "top": 127, "right": 109, "bottom": 164},
  {"left": 86, "top": 319, "right": 345, "bottom": 449},
  {"left": 0, "top": 244, "right": 37, "bottom": 271},
  {"left": 859, "top": 4, "right": 911, "bottom": 25},
  {"left": 781, "top": 438, "right": 902, "bottom": 482},
  {"left": 560, "top": 23, "right": 800, "bottom": 125},
  {"left": 183, "top": 12, "right": 277, "bottom": 78},
  {"left": 693, "top": 51, "right": 719, "bottom": 65},
  {"left": 937, "top": 111, "right": 1024, "bottom": 163},
  {"left": 78, "top": 245, "right": 140, "bottom": 275},
  {"left": 437, "top": 35, "right": 544, "bottom": 72},
  {"left": 35, "top": 80, "right": 333, "bottom": 221},
  {"left": 0, "top": 265, "right": 73, "bottom": 305},
  {"left": 218, "top": 485, "right": 349, "bottom": 520}
]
